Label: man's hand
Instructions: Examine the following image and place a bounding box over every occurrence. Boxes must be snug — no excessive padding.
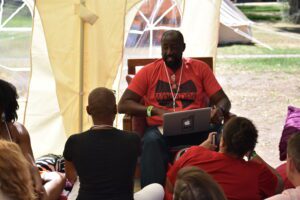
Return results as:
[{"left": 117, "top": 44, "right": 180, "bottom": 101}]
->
[
  {"left": 152, "top": 107, "right": 170, "bottom": 117},
  {"left": 210, "top": 106, "right": 224, "bottom": 125},
  {"left": 200, "top": 132, "right": 217, "bottom": 151}
]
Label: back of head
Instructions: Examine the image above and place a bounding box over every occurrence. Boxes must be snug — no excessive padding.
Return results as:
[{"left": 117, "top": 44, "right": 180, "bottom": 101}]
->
[
  {"left": 174, "top": 166, "right": 227, "bottom": 200},
  {"left": 287, "top": 132, "right": 300, "bottom": 173},
  {"left": 87, "top": 87, "right": 116, "bottom": 118},
  {"left": 0, "top": 79, "right": 19, "bottom": 122},
  {"left": 0, "top": 140, "right": 35, "bottom": 200},
  {"left": 222, "top": 117, "right": 258, "bottom": 158}
]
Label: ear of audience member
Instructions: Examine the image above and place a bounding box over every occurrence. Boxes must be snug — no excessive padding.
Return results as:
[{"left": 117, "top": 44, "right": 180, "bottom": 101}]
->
[
  {"left": 287, "top": 133, "right": 300, "bottom": 186},
  {"left": 0, "top": 140, "right": 35, "bottom": 200},
  {"left": 173, "top": 166, "right": 227, "bottom": 200},
  {"left": 265, "top": 133, "right": 300, "bottom": 200}
]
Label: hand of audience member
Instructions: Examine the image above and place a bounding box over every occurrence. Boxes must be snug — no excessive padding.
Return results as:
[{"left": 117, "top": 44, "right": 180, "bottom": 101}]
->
[
  {"left": 200, "top": 132, "right": 217, "bottom": 151},
  {"left": 210, "top": 106, "right": 224, "bottom": 125}
]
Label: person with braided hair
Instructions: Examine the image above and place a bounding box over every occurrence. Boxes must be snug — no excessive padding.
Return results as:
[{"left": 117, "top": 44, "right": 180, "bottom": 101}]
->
[
  {"left": 0, "top": 79, "right": 65, "bottom": 200},
  {"left": 165, "top": 117, "right": 283, "bottom": 200}
]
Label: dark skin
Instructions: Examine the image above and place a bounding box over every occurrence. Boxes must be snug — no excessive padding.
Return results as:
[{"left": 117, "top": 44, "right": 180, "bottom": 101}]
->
[{"left": 118, "top": 30, "right": 231, "bottom": 124}]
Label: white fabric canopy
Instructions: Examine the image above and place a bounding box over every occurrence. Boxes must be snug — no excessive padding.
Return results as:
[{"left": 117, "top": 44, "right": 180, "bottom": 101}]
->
[{"left": 22, "top": 0, "right": 221, "bottom": 157}]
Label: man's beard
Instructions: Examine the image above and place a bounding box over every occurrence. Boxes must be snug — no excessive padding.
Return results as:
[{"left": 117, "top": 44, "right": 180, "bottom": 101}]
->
[{"left": 163, "top": 55, "right": 182, "bottom": 70}]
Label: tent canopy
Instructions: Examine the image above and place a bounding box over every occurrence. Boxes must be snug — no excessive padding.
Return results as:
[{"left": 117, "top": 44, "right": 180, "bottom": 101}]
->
[{"left": 0, "top": 0, "right": 253, "bottom": 157}]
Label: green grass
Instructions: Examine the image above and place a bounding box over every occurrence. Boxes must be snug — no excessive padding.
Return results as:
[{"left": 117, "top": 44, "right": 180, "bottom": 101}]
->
[
  {"left": 237, "top": 4, "right": 283, "bottom": 22},
  {"left": 237, "top": 5, "right": 281, "bottom": 13},
  {"left": 218, "top": 45, "right": 300, "bottom": 55},
  {"left": 217, "top": 57, "right": 300, "bottom": 72},
  {"left": 5, "top": 16, "right": 32, "bottom": 27},
  {"left": 2, "top": 2, "right": 32, "bottom": 27}
]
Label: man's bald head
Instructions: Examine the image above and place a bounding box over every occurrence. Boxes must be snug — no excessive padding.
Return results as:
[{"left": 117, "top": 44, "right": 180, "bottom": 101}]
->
[{"left": 87, "top": 87, "right": 116, "bottom": 117}]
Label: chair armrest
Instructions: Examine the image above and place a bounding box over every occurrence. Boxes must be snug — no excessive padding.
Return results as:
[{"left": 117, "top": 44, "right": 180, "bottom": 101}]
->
[
  {"left": 123, "top": 114, "right": 133, "bottom": 132},
  {"left": 122, "top": 114, "right": 147, "bottom": 137}
]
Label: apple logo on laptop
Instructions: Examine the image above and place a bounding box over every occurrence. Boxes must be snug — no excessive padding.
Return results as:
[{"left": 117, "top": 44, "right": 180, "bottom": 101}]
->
[{"left": 182, "top": 115, "right": 194, "bottom": 132}]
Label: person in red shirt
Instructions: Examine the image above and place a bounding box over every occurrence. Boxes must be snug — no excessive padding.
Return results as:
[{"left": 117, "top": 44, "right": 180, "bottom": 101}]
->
[
  {"left": 118, "top": 30, "right": 231, "bottom": 188},
  {"left": 166, "top": 117, "right": 283, "bottom": 200}
]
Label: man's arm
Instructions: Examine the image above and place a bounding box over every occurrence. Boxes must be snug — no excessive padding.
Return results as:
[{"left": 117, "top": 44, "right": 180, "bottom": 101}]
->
[
  {"left": 209, "top": 89, "right": 231, "bottom": 124},
  {"left": 250, "top": 153, "right": 284, "bottom": 194},
  {"left": 118, "top": 89, "right": 167, "bottom": 117}
]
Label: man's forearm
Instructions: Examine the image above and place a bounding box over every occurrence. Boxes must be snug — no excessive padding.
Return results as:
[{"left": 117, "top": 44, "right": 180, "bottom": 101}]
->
[
  {"left": 251, "top": 153, "right": 284, "bottom": 194},
  {"left": 118, "top": 100, "right": 148, "bottom": 116},
  {"left": 216, "top": 97, "right": 231, "bottom": 114}
]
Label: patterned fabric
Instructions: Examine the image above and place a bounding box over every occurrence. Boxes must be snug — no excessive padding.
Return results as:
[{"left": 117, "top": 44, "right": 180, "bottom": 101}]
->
[{"left": 36, "top": 154, "right": 65, "bottom": 173}]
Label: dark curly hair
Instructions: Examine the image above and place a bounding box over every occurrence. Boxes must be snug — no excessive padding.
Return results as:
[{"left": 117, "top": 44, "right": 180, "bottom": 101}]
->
[
  {"left": 222, "top": 117, "right": 258, "bottom": 158},
  {"left": 0, "top": 79, "right": 19, "bottom": 122}
]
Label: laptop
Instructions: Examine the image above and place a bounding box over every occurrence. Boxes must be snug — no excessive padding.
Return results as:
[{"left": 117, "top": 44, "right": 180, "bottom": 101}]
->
[{"left": 162, "top": 107, "right": 211, "bottom": 136}]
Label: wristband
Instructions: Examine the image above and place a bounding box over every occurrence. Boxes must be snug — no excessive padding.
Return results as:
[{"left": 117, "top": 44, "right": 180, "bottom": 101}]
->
[
  {"left": 250, "top": 150, "right": 257, "bottom": 159},
  {"left": 147, "top": 106, "right": 154, "bottom": 117}
]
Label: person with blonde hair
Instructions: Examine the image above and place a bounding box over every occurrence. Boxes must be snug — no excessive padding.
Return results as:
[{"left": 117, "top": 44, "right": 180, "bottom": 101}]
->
[
  {"left": 0, "top": 140, "right": 35, "bottom": 200},
  {"left": 173, "top": 166, "right": 227, "bottom": 200}
]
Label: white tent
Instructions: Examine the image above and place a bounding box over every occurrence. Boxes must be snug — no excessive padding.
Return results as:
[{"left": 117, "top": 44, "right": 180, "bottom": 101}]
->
[
  {"left": 219, "top": 0, "right": 253, "bottom": 44},
  {"left": 1, "top": 0, "right": 222, "bottom": 157}
]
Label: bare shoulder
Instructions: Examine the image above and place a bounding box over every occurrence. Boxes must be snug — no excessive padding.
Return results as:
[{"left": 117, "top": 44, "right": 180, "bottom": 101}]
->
[
  {"left": 12, "top": 121, "right": 28, "bottom": 134},
  {"left": 10, "top": 122, "right": 30, "bottom": 141}
]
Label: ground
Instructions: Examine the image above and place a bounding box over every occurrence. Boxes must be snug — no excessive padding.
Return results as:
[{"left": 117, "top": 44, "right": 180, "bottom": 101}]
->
[
  {"left": 215, "top": 21, "right": 300, "bottom": 167},
  {"left": 216, "top": 61, "right": 300, "bottom": 167}
]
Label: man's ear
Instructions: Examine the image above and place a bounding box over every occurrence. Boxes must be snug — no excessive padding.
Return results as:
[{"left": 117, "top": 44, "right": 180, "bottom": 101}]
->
[
  {"left": 219, "top": 136, "right": 225, "bottom": 148},
  {"left": 182, "top": 43, "right": 186, "bottom": 52},
  {"left": 288, "top": 156, "right": 296, "bottom": 173},
  {"left": 86, "top": 106, "right": 91, "bottom": 115},
  {"left": 113, "top": 104, "right": 117, "bottom": 115}
]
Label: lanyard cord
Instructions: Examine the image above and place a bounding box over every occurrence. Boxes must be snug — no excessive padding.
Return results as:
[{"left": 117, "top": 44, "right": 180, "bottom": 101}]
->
[{"left": 163, "top": 61, "right": 184, "bottom": 112}]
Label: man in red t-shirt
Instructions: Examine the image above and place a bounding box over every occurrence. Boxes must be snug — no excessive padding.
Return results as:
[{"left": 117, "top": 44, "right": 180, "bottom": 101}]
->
[
  {"left": 166, "top": 117, "right": 283, "bottom": 200},
  {"left": 118, "top": 30, "right": 231, "bottom": 188}
]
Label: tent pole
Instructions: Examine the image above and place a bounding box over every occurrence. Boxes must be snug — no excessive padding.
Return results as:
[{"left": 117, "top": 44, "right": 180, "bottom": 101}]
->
[{"left": 79, "top": 0, "right": 85, "bottom": 132}]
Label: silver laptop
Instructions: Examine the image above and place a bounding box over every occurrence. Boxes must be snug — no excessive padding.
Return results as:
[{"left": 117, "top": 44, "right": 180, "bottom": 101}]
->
[{"left": 162, "top": 107, "right": 211, "bottom": 136}]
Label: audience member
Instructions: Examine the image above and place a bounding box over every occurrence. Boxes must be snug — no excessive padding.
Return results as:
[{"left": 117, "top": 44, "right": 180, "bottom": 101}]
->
[
  {"left": 64, "top": 87, "right": 164, "bottom": 200},
  {"left": 0, "top": 79, "right": 65, "bottom": 200},
  {"left": 118, "top": 30, "right": 231, "bottom": 187},
  {"left": 166, "top": 116, "right": 283, "bottom": 200},
  {"left": 0, "top": 140, "right": 35, "bottom": 200},
  {"left": 172, "top": 166, "right": 227, "bottom": 200},
  {"left": 266, "top": 133, "right": 300, "bottom": 199}
]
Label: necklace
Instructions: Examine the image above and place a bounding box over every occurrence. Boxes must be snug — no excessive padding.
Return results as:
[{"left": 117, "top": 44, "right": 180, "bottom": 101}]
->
[
  {"left": 163, "top": 61, "right": 184, "bottom": 112},
  {"left": 90, "top": 124, "right": 114, "bottom": 130},
  {"left": 0, "top": 122, "right": 13, "bottom": 142}
]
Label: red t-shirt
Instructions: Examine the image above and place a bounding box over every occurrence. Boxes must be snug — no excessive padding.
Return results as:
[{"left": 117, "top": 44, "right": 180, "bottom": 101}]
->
[
  {"left": 276, "top": 162, "right": 294, "bottom": 189},
  {"left": 166, "top": 146, "right": 278, "bottom": 200},
  {"left": 128, "top": 58, "right": 222, "bottom": 126}
]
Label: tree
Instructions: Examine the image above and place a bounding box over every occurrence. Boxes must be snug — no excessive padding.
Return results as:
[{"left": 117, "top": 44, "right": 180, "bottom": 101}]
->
[{"left": 288, "top": 0, "right": 300, "bottom": 23}]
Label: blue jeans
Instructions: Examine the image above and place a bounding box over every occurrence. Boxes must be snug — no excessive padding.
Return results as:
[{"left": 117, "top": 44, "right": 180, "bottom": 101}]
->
[{"left": 140, "top": 124, "right": 221, "bottom": 188}]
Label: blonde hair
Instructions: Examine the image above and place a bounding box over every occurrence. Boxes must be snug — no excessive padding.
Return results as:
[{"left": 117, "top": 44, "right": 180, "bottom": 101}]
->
[
  {"left": 0, "top": 140, "right": 35, "bottom": 200},
  {"left": 174, "top": 166, "right": 227, "bottom": 200}
]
